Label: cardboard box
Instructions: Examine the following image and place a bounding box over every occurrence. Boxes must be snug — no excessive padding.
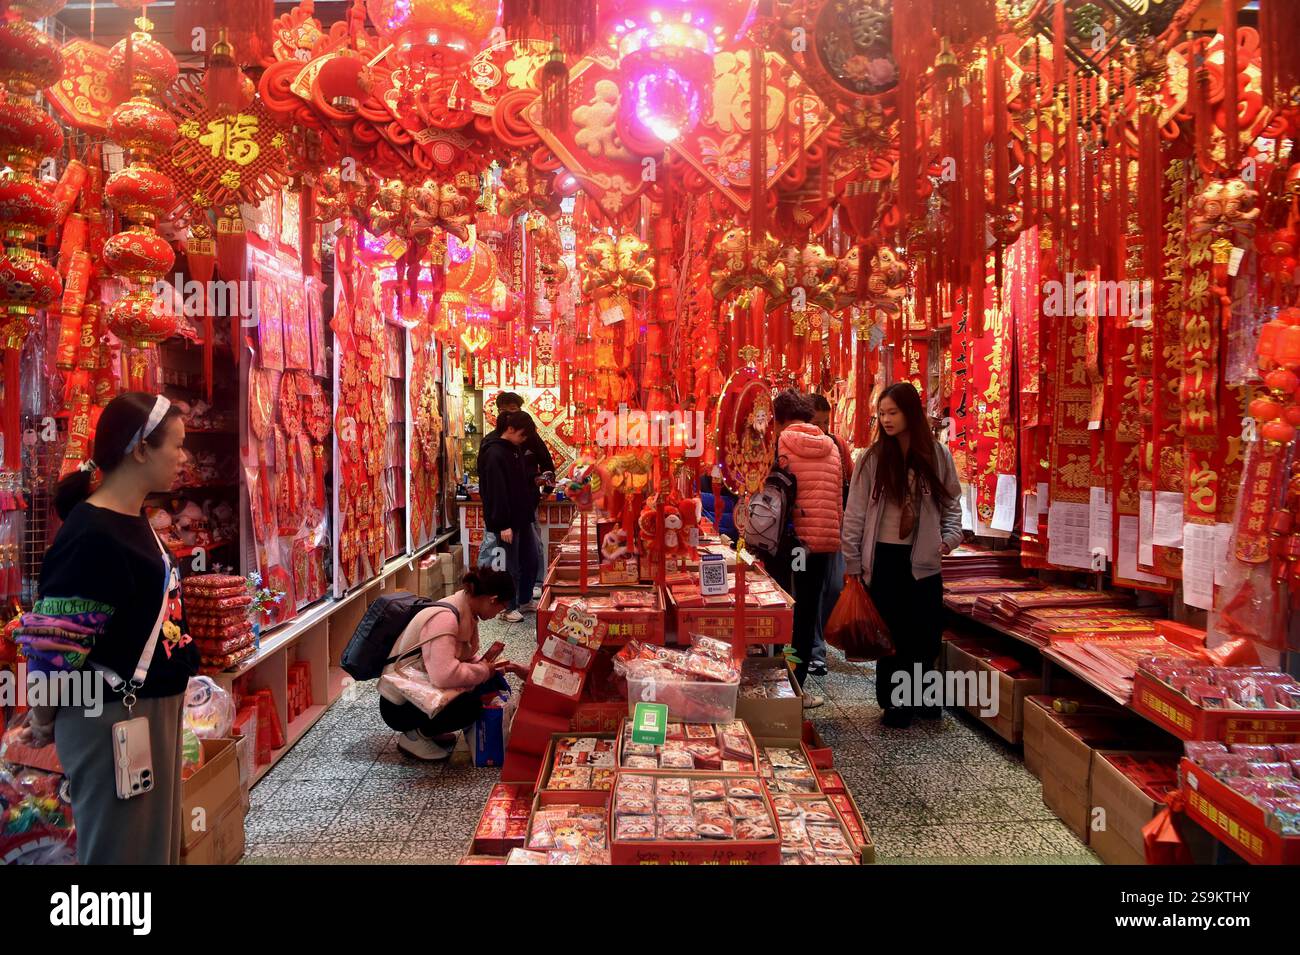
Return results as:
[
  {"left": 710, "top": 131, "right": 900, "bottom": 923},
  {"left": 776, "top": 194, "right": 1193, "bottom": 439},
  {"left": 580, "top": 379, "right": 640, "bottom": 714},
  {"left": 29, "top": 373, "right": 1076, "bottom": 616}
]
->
[
  {"left": 449, "top": 543, "right": 465, "bottom": 573},
  {"left": 418, "top": 554, "right": 445, "bottom": 597},
  {"left": 537, "top": 586, "right": 667, "bottom": 647},
  {"left": 1089, "top": 751, "right": 1180, "bottom": 866},
  {"left": 735, "top": 657, "right": 803, "bottom": 741},
  {"left": 1022, "top": 696, "right": 1053, "bottom": 780},
  {"left": 943, "top": 639, "right": 1043, "bottom": 744},
  {"left": 181, "top": 738, "right": 245, "bottom": 864},
  {"left": 828, "top": 792, "right": 875, "bottom": 864},
  {"left": 180, "top": 799, "right": 246, "bottom": 865},
  {"left": 1036, "top": 707, "right": 1175, "bottom": 843}
]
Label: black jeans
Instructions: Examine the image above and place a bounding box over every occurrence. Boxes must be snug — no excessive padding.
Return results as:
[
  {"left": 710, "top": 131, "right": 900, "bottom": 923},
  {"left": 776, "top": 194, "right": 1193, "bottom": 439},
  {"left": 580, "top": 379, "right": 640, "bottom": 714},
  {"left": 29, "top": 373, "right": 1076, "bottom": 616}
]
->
[
  {"left": 791, "top": 550, "right": 831, "bottom": 687},
  {"left": 379, "top": 673, "right": 508, "bottom": 738},
  {"left": 869, "top": 543, "right": 943, "bottom": 712}
]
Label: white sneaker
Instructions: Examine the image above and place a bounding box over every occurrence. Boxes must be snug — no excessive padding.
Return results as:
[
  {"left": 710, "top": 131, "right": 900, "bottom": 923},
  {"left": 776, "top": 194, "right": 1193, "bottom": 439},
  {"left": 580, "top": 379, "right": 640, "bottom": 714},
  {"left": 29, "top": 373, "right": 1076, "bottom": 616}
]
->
[
  {"left": 802, "top": 693, "right": 826, "bottom": 710},
  {"left": 397, "top": 730, "right": 453, "bottom": 761},
  {"left": 501, "top": 609, "right": 525, "bottom": 623},
  {"left": 532, "top": 585, "right": 542, "bottom": 600},
  {"left": 519, "top": 601, "right": 539, "bottom": 612}
]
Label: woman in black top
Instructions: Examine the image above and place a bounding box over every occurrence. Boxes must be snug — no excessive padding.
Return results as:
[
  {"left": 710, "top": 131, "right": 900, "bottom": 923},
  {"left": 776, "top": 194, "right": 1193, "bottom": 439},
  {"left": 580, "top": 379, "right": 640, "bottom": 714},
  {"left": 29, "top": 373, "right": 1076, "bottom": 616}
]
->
[{"left": 17, "top": 392, "right": 199, "bottom": 863}]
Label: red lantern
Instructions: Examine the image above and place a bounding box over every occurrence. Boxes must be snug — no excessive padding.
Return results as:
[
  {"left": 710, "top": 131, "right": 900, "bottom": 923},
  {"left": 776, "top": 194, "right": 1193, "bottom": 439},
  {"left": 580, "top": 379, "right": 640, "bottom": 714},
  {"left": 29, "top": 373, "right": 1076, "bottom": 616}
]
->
[
  {"left": 104, "top": 228, "right": 176, "bottom": 280},
  {"left": 107, "top": 98, "right": 179, "bottom": 159},
  {"left": 1250, "top": 396, "right": 1283, "bottom": 422},
  {"left": 106, "top": 166, "right": 177, "bottom": 224},
  {"left": 1262, "top": 420, "right": 1297, "bottom": 444},
  {"left": 108, "top": 31, "right": 179, "bottom": 98}
]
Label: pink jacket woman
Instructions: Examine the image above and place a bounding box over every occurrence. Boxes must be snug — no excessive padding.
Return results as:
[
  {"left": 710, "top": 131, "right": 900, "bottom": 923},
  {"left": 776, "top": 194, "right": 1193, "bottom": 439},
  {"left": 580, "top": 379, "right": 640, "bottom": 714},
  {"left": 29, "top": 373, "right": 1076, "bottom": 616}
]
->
[{"left": 778, "top": 422, "right": 843, "bottom": 553}]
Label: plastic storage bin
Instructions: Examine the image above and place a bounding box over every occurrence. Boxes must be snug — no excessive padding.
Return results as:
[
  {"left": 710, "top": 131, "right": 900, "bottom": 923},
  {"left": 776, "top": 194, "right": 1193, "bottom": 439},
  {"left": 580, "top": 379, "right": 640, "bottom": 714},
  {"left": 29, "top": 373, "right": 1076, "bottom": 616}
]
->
[{"left": 626, "top": 672, "right": 739, "bottom": 724}]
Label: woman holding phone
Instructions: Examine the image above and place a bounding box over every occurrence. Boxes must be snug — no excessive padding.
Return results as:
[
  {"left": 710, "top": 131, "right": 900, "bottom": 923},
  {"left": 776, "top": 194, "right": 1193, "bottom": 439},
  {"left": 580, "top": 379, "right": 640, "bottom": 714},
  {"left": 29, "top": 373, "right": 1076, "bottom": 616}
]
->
[
  {"left": 18, "top": 392, "right": 198, "bottom": 864},
  {"left": 378, "top": 567, "right": 529, "bottom": 760}
]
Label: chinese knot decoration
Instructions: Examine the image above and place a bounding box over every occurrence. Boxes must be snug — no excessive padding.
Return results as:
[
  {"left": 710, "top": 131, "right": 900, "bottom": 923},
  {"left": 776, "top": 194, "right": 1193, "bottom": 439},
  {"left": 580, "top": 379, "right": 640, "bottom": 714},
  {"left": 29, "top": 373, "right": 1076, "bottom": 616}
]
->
[
  {"left": 103, "top": 18, "right": 180, "bottom": 390},
  {"left": 580, "top": 233, "right": 655, "bottom": 326},
  {"left": 165, "top": 73, "right": 293, "bottom": 216},
  {"left": 0, "top": 0, "right": 66, "bottom": 468}
]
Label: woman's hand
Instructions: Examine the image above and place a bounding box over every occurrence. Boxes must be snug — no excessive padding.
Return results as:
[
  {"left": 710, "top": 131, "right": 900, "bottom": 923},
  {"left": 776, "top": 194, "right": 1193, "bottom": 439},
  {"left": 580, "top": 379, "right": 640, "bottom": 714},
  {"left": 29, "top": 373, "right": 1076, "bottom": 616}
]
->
[
  {"left": 494, "top": 659, "right": 529, "bottom": 678},
  {"left": 18, "top": 708, "right": 56, "bottom": 749}
]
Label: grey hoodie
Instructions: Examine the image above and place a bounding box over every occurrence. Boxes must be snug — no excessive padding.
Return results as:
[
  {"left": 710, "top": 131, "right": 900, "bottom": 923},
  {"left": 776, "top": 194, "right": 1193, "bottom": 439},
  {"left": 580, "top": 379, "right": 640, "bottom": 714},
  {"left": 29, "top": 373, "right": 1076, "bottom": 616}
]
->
[{"left": 841, "top": 442, "right": 964, "bottom": 585}]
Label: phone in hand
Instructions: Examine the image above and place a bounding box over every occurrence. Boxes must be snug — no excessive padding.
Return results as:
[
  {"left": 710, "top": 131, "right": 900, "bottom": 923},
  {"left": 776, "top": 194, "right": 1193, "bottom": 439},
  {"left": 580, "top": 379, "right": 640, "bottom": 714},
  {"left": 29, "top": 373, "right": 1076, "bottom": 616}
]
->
[{"left": 476, "top": 641, "right": 506, "bottom": 664}]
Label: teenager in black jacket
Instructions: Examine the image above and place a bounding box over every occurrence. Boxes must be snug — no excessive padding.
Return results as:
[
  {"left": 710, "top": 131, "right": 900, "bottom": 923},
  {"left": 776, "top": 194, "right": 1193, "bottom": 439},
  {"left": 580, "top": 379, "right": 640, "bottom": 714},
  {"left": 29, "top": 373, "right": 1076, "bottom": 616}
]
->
[
  {"left": 476, "top": 411, "right": 539, "bottom": 620},
  {"left": 495, "top": 392, "right": 554, "bottom": 586}
]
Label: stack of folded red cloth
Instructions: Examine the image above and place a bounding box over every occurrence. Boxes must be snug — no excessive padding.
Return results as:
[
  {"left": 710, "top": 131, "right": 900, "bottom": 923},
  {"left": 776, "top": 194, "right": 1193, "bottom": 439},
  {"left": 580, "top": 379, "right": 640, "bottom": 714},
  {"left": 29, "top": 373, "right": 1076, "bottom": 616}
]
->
[{"left": 183, "top": 574, "right": 256, "bottom": 674}]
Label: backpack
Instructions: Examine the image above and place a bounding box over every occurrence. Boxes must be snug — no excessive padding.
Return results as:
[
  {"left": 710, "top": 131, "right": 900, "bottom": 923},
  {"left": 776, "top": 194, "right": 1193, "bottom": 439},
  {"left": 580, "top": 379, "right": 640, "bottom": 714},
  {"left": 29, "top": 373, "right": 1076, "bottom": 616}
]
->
[
  {"left": 744, "top": 465, "right": 798, "bottom": 558},
  {"left": 341, "top": 593, "right": 461, "bottom": 681}
]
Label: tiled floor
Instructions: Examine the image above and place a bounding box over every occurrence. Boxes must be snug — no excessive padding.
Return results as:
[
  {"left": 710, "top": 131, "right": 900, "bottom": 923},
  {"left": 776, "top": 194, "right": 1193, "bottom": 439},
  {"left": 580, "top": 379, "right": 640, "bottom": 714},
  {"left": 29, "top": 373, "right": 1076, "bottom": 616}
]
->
[{"left": 240, "top": 615, "right": 1099, "bottom": 865}]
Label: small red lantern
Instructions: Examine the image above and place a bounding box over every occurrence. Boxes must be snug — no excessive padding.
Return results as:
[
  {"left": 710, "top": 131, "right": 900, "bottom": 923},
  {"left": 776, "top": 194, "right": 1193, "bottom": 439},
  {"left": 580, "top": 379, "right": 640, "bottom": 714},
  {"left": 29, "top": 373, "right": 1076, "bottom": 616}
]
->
[
  {"left": 104, "top": 227, "right": 176, "bottom": 280},
  {"left": 107, "top": 97, "right": 178, "bottom": 159},
  {"left": 108, "top": 31, "right": 179, "bottom": 97},
  {"left": 105, "top": 165, "right": 177, "bottom": 224}
]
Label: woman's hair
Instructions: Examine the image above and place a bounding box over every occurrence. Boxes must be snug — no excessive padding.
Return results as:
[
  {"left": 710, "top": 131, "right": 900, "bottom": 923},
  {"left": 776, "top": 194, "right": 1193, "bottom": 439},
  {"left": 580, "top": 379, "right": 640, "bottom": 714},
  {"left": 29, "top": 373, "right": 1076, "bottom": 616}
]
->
[
  {"left": 810, "top": 393, "right": 831, "bottom": 413},
  {"left": 497, "top": 410, "right": 536, "bottom": 436},
  {"left": 870, "top": 381, "right": 950, "bottom": 505},
  {"left": 53, "top": 392, "right": 183, "bottom": 519},
  {"left": 462, "top": 567, "right": 515, "bottom": 604},
  {"left": 773, "top": 389, "right": 814, "bottom": 425}
]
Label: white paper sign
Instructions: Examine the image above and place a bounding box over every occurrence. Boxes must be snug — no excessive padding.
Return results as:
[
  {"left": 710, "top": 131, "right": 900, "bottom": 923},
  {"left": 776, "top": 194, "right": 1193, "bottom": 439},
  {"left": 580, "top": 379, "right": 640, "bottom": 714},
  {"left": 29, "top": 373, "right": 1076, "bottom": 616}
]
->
[
  {"left": 959, "top": 482, "right": 974, "bottom": 532},
  {"left": 1153, "top": 491, "right": 1186, "bottom": 549},
  {"left": 1182, "top": 523, "right": 1216, "bottom": 611},
  {"left": 991, "top": 474, "right": 1017, "bottom": 532},
  {"left": 1023, "top": 494, "right": 1039, "bottom": 535},
  {"left": 1138, "top": 491, "right": 1155, "bottom": 566},
  {"left": 1088, "top": 487, "right": 1112, "bottom": 560},
  {"left": 1047, "top": 501, "right": 1092, "bottom": 569},
  {"left": 1118, "top": 515, "right": 1167, "bottom": 585},
  {"left": 1214, "top": 523, "right": 1234, "bottom": 587}
]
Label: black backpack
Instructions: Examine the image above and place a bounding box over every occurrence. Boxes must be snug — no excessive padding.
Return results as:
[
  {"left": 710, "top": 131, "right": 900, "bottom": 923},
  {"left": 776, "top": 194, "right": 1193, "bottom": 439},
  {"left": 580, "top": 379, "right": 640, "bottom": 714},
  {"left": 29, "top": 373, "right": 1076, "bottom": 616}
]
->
[{"left": 341, "top": 592, "right": 461, "bottom": 680}]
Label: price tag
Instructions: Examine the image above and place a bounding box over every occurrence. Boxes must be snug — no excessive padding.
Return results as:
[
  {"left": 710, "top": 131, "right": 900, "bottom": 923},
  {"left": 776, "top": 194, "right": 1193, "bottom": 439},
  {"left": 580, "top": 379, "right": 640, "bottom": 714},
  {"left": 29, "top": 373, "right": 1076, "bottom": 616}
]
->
[
  {"left": 1228, "top": 247, "right": 1245, "bottom": 277},
  {"left": 631, "top": 702, "right": 668, "bottom": 746}
]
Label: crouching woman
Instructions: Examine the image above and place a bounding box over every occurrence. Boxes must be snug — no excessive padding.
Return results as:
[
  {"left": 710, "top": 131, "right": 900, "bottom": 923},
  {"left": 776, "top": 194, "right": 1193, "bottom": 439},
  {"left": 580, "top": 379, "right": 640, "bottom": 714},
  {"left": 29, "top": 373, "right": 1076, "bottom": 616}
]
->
[{"left": 379, "top": 568, "right": 528, "bottom": 760}]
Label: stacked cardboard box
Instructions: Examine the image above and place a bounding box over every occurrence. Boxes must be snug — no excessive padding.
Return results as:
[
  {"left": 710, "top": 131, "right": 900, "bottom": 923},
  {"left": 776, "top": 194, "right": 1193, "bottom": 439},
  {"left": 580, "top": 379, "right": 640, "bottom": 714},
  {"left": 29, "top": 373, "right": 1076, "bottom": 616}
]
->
[
  {"left": 181, "top": 738, "right": 246, "bottom": 865},
  {"left": 1088, "top": 751, "right": 1181, "bottom": 865}
]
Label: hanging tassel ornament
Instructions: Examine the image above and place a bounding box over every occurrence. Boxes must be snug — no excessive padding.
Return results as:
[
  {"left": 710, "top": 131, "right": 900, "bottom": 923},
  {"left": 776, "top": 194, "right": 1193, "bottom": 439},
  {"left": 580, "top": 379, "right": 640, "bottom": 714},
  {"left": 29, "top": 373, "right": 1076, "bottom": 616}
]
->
[
  {"left": 536, "top": 0, "right": 598, "bottom": 54},
  {"left": 206, "top": 28, "right": 245, "bottom": 116},
  {"left": 187, "top": 222, "right": 218, "bottom": 401},
  {"left": 538, "top": 37, "right": 569, "bottom": 133}
]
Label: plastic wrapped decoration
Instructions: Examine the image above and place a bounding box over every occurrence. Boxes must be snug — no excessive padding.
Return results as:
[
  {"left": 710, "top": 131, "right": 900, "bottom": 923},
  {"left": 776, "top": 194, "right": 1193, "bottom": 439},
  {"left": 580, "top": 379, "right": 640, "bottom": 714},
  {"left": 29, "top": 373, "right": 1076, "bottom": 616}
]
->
[
  {"left": 0, "top": 743, "right": 76, "bottom": 865},
  {"left": 183, "top": 675, "right": 237, "bottom": 739},
  {"left": 180, "top": 728, "right": 205, "bottom": 780}
]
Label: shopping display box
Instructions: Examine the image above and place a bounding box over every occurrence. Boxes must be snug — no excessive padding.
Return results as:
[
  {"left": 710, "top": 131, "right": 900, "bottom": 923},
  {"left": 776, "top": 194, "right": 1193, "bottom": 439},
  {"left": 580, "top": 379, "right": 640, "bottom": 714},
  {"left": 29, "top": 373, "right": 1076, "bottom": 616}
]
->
[
  {"left": 570, "top": 701, "right": 628, "bottom": 734},
  {"left": 735, "top": 656, "right": 804, "bottom": 740},
  {"left": 1022, "top": 696, "right": 1053, "bottom": 780},
  {"left": 625, "top": 668, "right": 740, "bottom": 724},
  {"left": 1132, "top": 670, "right": 1300, "bottom": 744},
  {"left": 536, "top": 732, "right": 618, "bottom": 794},
  {"left": 607, "top": 772, "right": 782, "bottom": 865},
  {"left": 802, "top": 721, "right": 833, "bottom": 770},
  {"left": 670, "top": 599, "right": 794, "bottom": 648},
  {"left": 1180, "top": 758, "right": 1300, "bottom": 865},
  {"left": 827, "top": 791, "right": 875, "bottom": 864},
  {"left": 537, "top": 586, "right": 667, "bottom": 647},
  {"left": 612, "top": 717, "right": 757, "bottom": 774},
  {"left": 470, "top": 782, "right": 534, "bottom": 856},
  {"left": 942, "top": 639, "right": 1042, "bottom": 744},
  {"left": 181, "top": 738, "right": 245, "bottom": 864},
  {"left": 1088, "top": 751, "right": 1180, "bottom": 866}
]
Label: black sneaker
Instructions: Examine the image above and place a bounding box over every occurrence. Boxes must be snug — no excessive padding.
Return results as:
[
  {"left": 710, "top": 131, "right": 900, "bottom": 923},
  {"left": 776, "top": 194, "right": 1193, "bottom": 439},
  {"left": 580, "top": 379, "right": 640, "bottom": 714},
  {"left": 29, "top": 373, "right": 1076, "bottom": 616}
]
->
[{"left": 808, "top": 662, "right": 828, "bottom": 677}]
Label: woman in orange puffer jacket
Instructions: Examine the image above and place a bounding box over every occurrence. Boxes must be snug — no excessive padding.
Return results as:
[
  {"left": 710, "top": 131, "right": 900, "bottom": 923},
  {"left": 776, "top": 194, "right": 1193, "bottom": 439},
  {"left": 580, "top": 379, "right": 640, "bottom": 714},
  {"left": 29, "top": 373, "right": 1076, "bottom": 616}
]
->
[{"left": 773, "top": 391, "right": 842, "bottom": 701}]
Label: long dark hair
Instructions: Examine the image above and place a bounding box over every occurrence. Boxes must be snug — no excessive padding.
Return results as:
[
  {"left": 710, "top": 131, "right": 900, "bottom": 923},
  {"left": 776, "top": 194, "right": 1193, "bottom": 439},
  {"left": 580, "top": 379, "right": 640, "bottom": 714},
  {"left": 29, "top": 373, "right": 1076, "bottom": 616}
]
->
[
  {"left": 870, "top": 382, "right": 950, "bottom": 505},
  {"left": 54, "top": 392, "right": 183, "bottom": 519}
]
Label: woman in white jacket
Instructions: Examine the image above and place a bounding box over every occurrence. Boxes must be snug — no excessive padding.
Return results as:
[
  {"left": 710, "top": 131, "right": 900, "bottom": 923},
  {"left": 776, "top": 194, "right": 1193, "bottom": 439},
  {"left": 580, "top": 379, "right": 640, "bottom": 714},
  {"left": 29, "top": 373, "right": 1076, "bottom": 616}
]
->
[{"left": 840, "top": 383, "right": 964, "bottom": 729}]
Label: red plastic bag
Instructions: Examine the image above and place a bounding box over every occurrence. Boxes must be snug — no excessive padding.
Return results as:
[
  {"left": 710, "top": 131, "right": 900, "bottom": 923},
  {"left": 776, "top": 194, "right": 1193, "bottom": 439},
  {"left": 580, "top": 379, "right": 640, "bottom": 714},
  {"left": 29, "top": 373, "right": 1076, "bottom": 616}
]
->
[{"left": 824, "top": 576, "right": 894, "bottom": 661}]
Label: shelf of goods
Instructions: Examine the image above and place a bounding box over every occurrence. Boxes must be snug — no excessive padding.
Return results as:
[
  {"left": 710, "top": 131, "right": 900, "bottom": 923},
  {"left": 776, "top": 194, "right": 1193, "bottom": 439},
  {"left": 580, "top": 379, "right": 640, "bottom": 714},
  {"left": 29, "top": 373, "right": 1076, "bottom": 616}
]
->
[{"left": 939, "top": 551, "right": 1300, "bottom": 865}]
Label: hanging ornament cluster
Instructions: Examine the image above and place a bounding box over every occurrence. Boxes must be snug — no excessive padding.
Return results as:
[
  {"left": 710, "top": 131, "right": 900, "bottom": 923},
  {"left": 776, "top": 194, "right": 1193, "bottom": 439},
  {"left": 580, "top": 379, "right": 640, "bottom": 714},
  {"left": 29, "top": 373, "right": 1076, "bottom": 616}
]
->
[
  {"left": 579, "top": 232, "right": 654, "bottom": 326},
  {"left": 102, "top": 17, "right": 181, "bottom": 390},
  {"left": 0, "top": 0, "right": 66, "bottom": 468}
]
